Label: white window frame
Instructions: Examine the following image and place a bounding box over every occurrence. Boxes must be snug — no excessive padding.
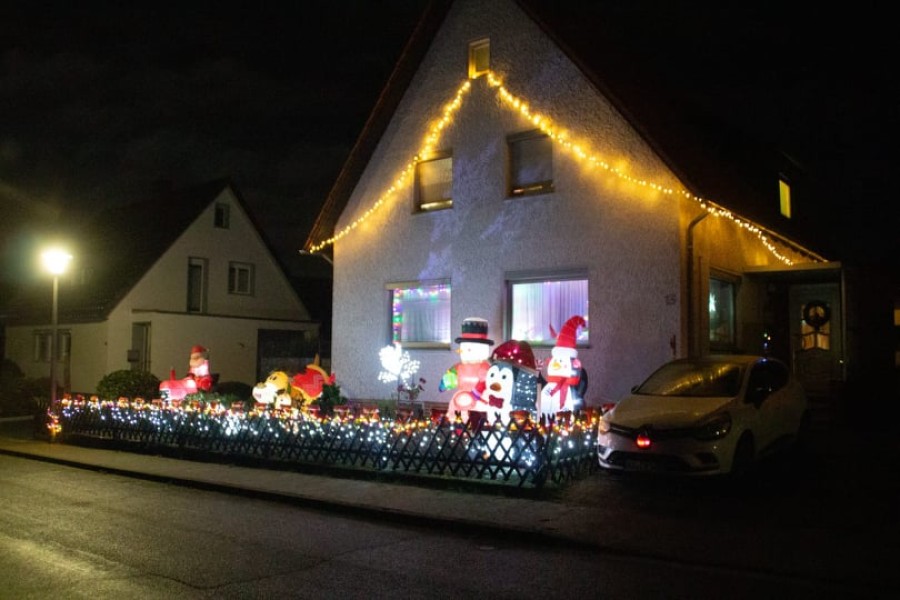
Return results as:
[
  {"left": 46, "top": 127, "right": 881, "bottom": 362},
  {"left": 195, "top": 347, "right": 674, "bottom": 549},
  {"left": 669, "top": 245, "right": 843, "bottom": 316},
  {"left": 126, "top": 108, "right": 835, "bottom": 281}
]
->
[
  {"left": 33, "top": 330, "right": 70, "bottom": 362},
  {"left": 507, "top": 270, "right": 589, "bottom": 347},
  {"left": 187, "top": 257, "right": 208, "bottom": 313},
  {"left": 414, "top": 152, "right": 453, "bottom": 212},
  {"left": 508, "top": 130, "right": 553, "bottom": 197},
  {"left": 228, "top": 261, "right": 255, "bottom": 295},
  {"left": 387, "top": 280, "right": 452, "bottom": 348}
]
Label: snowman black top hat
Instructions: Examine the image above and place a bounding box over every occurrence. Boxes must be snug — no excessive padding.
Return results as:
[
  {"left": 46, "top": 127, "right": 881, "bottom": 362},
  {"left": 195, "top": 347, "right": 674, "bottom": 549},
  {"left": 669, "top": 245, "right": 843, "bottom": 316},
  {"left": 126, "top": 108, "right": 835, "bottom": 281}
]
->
[{"left": 455, "top": 317, "right": 494, "bottom": 345}]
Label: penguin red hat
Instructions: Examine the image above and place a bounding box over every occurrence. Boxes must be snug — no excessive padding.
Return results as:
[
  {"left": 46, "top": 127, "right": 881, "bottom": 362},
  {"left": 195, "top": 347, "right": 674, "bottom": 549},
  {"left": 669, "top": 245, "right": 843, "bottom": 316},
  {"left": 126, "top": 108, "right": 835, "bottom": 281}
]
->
[
  {"left": 191, "top": 345, "right": 207, "bottom": 355},
  {"left": 553, "top": 316, "right": 586, "bottom": 358}
]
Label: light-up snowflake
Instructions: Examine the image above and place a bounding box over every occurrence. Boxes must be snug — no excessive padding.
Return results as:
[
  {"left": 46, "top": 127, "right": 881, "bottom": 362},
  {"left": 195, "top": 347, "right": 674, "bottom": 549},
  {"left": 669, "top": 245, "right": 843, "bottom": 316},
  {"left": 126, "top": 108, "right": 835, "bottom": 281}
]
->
[{"left": 378, "top": 342, "right": 425, "bottom": 403}]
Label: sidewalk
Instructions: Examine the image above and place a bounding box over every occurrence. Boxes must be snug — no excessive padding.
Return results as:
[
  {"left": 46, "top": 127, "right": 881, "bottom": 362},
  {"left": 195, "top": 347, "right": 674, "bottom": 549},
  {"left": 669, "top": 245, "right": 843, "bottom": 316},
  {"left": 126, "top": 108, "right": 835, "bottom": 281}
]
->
[
  {"left": 1, "top": 416, "right": 897, "bottom": 594},
  {"left": 0, "top": 417, "right": 600, "bottom": 548}
]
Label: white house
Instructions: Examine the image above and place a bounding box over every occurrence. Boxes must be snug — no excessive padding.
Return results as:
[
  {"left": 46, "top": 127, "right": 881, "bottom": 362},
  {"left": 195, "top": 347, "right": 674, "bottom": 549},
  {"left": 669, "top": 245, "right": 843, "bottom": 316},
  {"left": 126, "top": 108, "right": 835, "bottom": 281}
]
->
[
  {"left": 2, "top": 179, "right": 319, "bottom": 395},
  {"left": 305, "top": 0, "right": 857, "bottom": 408}
]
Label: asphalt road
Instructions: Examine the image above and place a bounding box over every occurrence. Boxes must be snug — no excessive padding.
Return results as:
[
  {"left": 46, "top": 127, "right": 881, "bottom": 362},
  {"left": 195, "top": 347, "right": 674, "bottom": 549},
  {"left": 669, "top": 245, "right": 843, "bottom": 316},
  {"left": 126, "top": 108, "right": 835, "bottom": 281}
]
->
[{"left": 0, "top": 453, "right": 864, "bottom": 599}]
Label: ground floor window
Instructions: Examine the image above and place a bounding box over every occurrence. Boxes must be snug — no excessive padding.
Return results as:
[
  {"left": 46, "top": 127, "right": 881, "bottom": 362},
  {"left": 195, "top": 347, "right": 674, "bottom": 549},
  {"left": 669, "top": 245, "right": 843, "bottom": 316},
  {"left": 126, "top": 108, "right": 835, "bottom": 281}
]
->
[
  {"left": 388, "top": 280, "right": 451, "bottom": 347},
  {"left": 508, "top": 273, "right": 589, "bottom": 346},
  {"left": 709, "top": 276, "right": 736, "bottom": 349},
  {"left": 33, "top": 330, "right": 70, "bottom": 362}
]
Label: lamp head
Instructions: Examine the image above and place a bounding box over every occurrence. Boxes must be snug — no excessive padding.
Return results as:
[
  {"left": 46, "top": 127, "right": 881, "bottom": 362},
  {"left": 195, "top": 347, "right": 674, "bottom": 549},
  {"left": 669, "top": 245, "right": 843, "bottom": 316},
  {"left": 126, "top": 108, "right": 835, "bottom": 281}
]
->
[{"left": 41, "top": 248, "right": 73, "bottom": 276}]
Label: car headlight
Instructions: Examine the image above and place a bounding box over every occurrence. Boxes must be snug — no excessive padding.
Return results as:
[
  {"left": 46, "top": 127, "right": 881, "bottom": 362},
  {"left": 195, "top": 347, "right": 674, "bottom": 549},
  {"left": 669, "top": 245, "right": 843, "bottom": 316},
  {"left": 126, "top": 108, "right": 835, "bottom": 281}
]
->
[
  {"left": 597, "top": 416, "right": 611, "bottom": 434},
  {"left": 693, "top": 412, "right": 731, "bottom": 440}
]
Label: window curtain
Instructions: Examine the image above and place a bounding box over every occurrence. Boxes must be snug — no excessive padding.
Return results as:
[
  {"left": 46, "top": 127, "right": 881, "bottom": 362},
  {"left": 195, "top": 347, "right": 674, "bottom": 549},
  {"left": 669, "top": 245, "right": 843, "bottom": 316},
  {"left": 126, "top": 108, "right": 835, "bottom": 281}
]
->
[
  {"left": 512, "top": 279, "right": 588, "bottom": 343},
  {"left": 395, "top": 286, "right": 451, "bottom": 343}
]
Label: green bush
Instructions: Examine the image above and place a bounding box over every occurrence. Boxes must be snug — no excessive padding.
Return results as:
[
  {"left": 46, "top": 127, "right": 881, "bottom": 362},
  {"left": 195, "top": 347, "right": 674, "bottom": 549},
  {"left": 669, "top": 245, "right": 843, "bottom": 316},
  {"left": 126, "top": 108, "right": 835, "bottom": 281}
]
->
[
  {"left": 316, "top": 382, "right": 347, "bottom": 416},
  {"left": 214, "top": 381, "right": 253, "bottom": 409},
  {"left": 96, "top": 370, "right": 161, "bottom": 400},
  {"left": 0, "top": 359, "right": 48, "bottom": 417}
]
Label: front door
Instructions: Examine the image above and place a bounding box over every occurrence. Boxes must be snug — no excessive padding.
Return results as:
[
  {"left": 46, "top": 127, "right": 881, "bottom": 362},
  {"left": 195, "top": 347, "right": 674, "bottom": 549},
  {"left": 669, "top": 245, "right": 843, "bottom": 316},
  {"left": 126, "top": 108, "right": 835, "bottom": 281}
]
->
[{"left": 789, "top": 283, "right": 842, "bottom": 397}]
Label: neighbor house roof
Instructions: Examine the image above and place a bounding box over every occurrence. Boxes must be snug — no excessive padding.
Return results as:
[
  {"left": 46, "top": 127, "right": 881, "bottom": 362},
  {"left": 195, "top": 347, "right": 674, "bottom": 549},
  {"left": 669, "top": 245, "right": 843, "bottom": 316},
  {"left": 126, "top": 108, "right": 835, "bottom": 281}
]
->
[
  {"left": 305, "top": 0, "right": 826, "bottom": 260},
  {"left": 1, "top": 178, "right": 278, "bottom": 326}
]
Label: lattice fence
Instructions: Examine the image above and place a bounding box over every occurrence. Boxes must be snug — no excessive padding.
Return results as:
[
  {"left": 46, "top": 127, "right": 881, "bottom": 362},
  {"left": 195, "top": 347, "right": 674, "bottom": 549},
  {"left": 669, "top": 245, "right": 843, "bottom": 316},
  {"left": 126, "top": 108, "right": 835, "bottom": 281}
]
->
[{"left": 58, "top": 404, "right": 597, "bottom": 488}]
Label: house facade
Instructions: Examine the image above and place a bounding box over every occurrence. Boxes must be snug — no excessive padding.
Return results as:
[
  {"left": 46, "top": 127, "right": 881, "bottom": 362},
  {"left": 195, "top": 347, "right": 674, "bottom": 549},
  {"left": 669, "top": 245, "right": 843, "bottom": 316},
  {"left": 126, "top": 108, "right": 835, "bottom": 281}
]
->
[
  {"left": 3, "top": 181, "right": 319, "bottom": 395},
  {"left": 307, "top": 0, "right": 869, "bottom": 409}
]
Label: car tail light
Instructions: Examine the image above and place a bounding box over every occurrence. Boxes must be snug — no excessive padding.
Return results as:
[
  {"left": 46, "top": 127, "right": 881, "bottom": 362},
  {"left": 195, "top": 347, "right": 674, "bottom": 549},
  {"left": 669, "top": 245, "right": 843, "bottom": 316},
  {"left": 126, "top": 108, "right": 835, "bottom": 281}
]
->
[{"left": 636, "top": 433, "right": 651, "bottom": 448}]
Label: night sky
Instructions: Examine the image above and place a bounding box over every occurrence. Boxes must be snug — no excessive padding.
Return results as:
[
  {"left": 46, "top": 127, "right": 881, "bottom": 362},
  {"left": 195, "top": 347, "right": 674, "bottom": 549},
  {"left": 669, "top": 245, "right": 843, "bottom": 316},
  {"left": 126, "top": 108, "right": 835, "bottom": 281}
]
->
[{"left": 1, "top": 1, "right": 896, "bottom": 295}]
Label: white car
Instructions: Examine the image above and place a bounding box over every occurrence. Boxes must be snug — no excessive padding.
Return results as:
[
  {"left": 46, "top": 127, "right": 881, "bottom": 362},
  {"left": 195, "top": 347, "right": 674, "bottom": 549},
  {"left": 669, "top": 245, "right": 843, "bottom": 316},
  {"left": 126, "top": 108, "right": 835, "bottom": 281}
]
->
[{"left": 596, "top": 355, "right": 810, "bottom": 476}]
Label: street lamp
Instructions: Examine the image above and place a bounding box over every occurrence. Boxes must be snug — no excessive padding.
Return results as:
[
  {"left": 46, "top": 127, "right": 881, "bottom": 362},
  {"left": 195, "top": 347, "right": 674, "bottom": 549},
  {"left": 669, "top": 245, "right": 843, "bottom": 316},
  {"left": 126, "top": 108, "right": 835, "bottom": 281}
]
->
[{"left": 41, "top": 247, "right": 72, "bottom": 419}]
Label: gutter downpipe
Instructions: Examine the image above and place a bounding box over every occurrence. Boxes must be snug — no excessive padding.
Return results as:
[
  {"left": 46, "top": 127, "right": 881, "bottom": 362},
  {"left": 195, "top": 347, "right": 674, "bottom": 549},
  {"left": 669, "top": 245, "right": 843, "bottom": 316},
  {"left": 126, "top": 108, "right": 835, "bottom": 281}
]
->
[{"left": 686, "top": 211, "right": 710, "bottom": 357}]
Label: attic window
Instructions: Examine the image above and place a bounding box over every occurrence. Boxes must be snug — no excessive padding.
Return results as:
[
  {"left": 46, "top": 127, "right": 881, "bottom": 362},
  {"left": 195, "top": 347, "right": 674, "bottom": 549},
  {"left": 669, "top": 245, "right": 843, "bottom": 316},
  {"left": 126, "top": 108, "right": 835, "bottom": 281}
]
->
[
  {"left": 214, "top": 202, "right": 230, "bottom": 229},
  {"left": 779, "top": 178, "right": 791, "bottom": 218},
  {"left": 415, "top": 153, "right": 453, "bottom": 212},
  {"left": 468, "top": 39, "right": 490, "bottom": 79},
  {"left": 508, "top": 130, "right": 553, "bottom": 197}
]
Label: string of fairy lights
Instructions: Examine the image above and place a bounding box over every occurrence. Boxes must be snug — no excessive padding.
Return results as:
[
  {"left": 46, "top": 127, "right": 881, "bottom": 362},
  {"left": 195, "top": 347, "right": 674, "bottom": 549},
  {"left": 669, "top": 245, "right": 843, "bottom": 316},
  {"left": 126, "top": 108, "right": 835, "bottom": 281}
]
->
[
  {"left": 56, "top": 400, "right": 595, "bottom": 476},
  {"left": 309, "top": 70, "right": 825, "bottom": 266}
]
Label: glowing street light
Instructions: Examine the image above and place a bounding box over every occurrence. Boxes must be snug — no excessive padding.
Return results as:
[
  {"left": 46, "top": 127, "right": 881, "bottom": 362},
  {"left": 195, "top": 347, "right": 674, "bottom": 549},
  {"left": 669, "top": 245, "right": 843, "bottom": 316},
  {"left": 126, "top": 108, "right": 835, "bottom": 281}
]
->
[{"left": 41, "top": 247, "right": 72, "bottom": 419}]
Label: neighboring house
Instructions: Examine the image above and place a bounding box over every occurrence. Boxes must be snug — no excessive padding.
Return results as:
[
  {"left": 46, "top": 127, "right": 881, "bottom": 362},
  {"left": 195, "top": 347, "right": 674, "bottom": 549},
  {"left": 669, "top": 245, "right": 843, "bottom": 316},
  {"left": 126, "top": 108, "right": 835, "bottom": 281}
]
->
[
  {"left": 307, "top": 0, "right": 893, "bottom": 409},
  {"left": 2, "top": 179, "right": 319, "bottom": 395}
]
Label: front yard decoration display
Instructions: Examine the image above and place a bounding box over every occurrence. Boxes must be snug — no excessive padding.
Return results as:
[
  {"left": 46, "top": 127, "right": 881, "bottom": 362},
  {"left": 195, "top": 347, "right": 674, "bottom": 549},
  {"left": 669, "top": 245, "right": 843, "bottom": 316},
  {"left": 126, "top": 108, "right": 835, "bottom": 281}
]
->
[
  {"left": 159, "top": 344, "right": 214, "bottom": 401},
  {"left": 54, "top": 395, "right": 597, "bottom": 488},
  {"left": 484, "top": 339, "right": 541, "bottom": 423},
  {"left": 252, "top": 371, "right": 299, "bottom": 409},
  {"left": 252, "top": 357, "right": 336, "bottom": 411},
  {"left": 377, "top": 342, "right": 425, "bottom": 408},
  {"left": 439, "top": 317, "right": 494, "bottom": 422},
  {"left": 291, "top": 355, "right": 336, "bottom": 403},
  {"left": 540, "top": 316, "right": 588, "bottom": 417}
]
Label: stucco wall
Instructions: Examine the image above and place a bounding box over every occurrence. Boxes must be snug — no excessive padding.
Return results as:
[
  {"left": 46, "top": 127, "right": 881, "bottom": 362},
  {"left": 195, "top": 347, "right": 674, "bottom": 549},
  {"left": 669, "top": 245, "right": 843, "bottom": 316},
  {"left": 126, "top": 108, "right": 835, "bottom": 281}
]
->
[{"left": 330, "top": 0, "right": 689, "bottom": 405}]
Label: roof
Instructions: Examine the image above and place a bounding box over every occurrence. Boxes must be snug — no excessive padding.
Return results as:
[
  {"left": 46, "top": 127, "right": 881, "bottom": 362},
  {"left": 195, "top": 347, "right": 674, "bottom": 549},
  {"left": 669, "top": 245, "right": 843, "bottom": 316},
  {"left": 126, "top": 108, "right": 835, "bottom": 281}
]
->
[
  {"left": 1, "top": 178, "right": 277, "bottom": 325},
  {"left": 305, "top": 0, "right": 825, "bottom": 260}
]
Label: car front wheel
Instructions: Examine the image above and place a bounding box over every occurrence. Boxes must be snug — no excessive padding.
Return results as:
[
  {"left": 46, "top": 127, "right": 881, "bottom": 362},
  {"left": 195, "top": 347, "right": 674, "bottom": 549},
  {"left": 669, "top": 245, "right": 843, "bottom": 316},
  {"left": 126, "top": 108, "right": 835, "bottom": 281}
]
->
[{"left": 730, "top": 432, "right": 755, "bottom": 479}]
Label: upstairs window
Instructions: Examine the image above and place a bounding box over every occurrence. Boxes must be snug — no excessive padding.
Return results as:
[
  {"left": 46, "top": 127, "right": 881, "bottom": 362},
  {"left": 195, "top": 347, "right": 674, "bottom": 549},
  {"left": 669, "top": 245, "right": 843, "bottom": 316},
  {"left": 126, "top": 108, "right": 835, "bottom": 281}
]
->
[
  {"left": 214, "top": 202, "right": 231, "bottom": 229},
  {"left": 508, "top": 130, "right": 553, "bottom": 197},
  {"left": 187, "top": 257, "right": 208, "bottom": 313},
  {"left": 415, "top": 153, "right": 453, "bottom": 212},
  {"left": 228, "top": 262, "right": 255, "bottom": 295},
  {"left": 468, "top": 38, "right": 490, "bottom": 79},
  {"left": 508, "top": 273, "right": 589, "bottom": 346},
  {"left": 389, "top": 280, "right": 452, "bottom": 347},
  {"left": 779, "top": 178, "right": 792, "bottom": 218}
]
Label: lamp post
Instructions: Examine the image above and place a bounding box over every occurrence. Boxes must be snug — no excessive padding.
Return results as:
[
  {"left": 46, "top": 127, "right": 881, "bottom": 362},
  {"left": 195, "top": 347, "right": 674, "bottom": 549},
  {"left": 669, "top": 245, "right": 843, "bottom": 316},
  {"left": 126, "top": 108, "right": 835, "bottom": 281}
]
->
[{"left": 41, "top": 248, "right": 72, "bottom": 419}]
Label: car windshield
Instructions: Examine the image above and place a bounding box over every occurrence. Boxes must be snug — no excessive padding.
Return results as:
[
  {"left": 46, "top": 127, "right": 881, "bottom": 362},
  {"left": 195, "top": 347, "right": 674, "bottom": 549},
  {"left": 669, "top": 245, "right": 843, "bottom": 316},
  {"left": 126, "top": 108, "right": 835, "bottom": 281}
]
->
[{"left": 635, "top": 360, "right": 744, "bottom": 397}]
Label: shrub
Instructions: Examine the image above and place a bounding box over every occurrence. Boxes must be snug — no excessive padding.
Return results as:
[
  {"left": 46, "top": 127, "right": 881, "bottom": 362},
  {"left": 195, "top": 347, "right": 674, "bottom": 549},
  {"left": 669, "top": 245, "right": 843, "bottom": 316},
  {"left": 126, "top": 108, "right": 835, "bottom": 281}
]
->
[
  {"left": 96, "top": 370, "right": 161, "bottom": 400},
  {"left": 316, "top": 382, "right": 347, "bottom": 416},
  {"left": 215, "top": 381, "right": 253, "bottom": 405},
  {"left": 0, "top": 359, "right": 48, "bottom": 417}
]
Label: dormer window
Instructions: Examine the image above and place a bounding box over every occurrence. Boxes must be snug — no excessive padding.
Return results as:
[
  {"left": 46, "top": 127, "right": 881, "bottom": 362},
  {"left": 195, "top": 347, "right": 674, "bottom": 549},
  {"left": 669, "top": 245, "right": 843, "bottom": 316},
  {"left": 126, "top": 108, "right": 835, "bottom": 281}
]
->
[
  {"left": 214, "top": 202, "right": 230, "bottom": 229},
  {"left": 468, "top": 39, "right": 490, "bottom": 79},
  {"left": 779, "top": 178, "right": 791, "bottom": 218}
]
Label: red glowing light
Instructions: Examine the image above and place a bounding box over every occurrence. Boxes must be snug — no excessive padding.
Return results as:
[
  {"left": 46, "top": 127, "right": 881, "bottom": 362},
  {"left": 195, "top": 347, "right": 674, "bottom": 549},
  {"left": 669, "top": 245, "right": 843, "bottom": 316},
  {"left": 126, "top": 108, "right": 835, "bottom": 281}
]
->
[{"left": 636, "top": 434, "right": 651, "bottom": 448}]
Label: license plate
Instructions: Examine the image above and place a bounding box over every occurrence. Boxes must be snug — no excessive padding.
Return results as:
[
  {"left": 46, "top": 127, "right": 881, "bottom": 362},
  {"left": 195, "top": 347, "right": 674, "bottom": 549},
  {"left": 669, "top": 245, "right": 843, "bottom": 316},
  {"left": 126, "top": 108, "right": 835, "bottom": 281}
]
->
[{"left": 624, "top": 459, "right": 658, "bottom": 471}]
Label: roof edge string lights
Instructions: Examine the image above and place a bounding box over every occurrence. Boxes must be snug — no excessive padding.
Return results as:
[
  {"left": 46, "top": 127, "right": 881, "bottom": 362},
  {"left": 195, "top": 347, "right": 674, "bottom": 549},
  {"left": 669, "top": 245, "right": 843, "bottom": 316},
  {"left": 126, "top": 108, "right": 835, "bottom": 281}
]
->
[{"left": 310, "top": 71, "right": 825, "bottom": 266}]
